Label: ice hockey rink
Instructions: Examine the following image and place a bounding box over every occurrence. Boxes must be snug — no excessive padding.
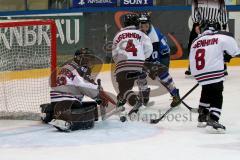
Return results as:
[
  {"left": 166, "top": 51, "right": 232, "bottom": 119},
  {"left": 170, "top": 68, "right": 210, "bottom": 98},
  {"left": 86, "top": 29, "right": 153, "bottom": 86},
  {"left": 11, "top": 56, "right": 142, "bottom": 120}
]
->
[{"left": 0, "top": 67, "right": 240, "bottom": 160}]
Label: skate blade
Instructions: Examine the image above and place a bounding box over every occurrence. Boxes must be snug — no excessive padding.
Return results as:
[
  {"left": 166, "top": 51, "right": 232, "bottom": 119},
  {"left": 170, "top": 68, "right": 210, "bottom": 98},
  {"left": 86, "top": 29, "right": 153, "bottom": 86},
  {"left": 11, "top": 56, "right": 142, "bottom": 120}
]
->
[
  {"left": 197, "top": 122, "right": 207, "bottom": 128},
  {"left": 206, "top": 126, "right": 226, "bottom": 134}
]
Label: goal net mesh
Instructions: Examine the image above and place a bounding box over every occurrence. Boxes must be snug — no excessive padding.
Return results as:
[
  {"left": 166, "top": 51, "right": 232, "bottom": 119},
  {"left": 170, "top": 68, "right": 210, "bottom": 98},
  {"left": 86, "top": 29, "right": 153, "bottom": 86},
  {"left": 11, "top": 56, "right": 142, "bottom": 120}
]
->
[{"left": 0, "top": 20, "right": 56, "bottom": 120}]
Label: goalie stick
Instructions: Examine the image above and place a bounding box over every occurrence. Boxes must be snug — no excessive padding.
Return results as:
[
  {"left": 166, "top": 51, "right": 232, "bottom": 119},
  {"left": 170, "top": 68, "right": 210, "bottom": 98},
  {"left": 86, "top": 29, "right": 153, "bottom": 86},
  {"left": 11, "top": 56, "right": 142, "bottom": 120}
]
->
[
  {"left": 97, "top": 79, "right": 125, "bottom": 121},
  {"left": 150, "top": 83, "right": 199, "bottom": 124},
  {"left": 97, "top": 79, "right": 116, "bottom": 105},
  {"left": 97, "top": 79, "right": 107, "bottom": 120}
]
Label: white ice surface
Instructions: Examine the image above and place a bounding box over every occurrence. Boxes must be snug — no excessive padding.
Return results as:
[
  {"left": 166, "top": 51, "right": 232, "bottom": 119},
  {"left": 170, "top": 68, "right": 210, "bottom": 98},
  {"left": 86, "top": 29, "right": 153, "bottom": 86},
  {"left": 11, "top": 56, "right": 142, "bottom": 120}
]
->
[{"left": 0, "top": 67, "right": 240, "bottom": 160}]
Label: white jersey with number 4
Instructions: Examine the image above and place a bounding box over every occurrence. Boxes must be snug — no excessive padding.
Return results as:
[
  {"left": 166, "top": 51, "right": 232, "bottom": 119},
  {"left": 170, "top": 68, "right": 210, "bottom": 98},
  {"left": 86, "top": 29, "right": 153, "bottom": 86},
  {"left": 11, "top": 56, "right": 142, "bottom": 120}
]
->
[
  {"left": 189, "top": 30, "right": 239, "bottom": 85},
  {"left": 112, "top": 26, "right": 153, "bottom": 74}
]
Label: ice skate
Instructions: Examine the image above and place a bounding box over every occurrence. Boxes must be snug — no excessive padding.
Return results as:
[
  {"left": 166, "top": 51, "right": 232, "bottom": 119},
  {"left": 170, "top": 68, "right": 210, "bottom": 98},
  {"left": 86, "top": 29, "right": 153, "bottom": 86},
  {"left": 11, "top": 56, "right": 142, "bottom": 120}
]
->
[
  {"left": 206, "top": 117, "right": 226, "bottom": 134},
  {"left": 197, "top": 107, "right": 208, "bottom": 128},
  {"left": 170, "top": 89, "right": 181, "bottom": 107},
  {"left": 197, "top": 114, "right": 208, "bottom": 128}
]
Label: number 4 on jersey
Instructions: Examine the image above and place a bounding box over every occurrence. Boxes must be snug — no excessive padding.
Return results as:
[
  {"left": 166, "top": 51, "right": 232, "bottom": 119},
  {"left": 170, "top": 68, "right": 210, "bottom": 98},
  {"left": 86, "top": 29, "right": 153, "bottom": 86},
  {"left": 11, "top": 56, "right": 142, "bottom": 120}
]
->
[{"left": 125, "top": 39, "right": 137, "bottom": 56}]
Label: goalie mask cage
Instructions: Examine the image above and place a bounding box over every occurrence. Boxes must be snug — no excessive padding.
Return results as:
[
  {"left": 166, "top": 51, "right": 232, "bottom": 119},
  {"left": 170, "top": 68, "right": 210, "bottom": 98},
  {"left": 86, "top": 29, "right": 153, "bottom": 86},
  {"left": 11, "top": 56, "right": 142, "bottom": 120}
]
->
[{"left": 0, "top": 20, "right": 57, "bottom": 120}]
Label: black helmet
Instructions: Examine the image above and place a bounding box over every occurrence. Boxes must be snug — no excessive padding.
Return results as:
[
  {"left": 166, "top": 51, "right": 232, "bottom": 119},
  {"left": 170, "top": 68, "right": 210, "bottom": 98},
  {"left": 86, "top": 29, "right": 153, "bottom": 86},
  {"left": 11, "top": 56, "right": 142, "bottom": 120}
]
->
[
  {"left": 200, "top": 20, "right": 221, "bottom": 32},
  {"left": 74, "top": 48, "right": 90, "bottom": 57},
  {"left": 74, "top": 48, "right": 91, "bottom": 66},
  {"left": 122, "top": 14, "right": 139, "bottom": 27},
  {"left": 139, "top": 12, "right": 151, "bottom": 24}
]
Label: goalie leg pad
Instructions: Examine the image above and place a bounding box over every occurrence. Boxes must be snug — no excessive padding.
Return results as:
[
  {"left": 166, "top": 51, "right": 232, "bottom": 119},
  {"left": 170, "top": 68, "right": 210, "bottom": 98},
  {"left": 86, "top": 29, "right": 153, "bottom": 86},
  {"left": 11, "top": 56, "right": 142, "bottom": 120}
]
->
[
  {"left": 52, "top": 101, "right": 97, "bottom": 131},
  {"left": 40, "top": 103, "right": 54, "bottom": 123}
]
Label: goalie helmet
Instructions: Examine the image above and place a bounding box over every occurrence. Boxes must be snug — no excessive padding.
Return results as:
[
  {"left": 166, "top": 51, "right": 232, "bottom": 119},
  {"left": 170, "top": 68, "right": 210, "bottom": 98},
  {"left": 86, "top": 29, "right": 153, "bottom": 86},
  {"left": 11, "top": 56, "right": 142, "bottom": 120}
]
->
[
  {"left": 74, "top": 48, "right": 91, "bottom": 66},
  {"left": 74, "top": 48, "right": 90, "bottom": 57},
  {"left": 122, "top": 14, "right": 139, "bottom": 27}
]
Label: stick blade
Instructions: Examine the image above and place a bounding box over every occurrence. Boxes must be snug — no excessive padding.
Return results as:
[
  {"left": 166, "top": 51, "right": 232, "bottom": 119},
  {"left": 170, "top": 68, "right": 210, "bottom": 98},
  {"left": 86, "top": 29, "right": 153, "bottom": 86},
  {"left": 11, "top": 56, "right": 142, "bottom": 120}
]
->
[{"left": 150, "top": 119, "right": 160, "bottom": 124}]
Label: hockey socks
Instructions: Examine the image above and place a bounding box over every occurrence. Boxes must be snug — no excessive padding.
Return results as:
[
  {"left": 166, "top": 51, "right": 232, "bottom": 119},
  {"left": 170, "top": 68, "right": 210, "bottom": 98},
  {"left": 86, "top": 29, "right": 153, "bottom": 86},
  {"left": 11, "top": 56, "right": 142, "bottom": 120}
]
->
[
  {"left": 158, "top": 72, "right": 180, "bottom": 107},
  {"left": 158, "top": 71, "right": 178, "bottom": 96}
]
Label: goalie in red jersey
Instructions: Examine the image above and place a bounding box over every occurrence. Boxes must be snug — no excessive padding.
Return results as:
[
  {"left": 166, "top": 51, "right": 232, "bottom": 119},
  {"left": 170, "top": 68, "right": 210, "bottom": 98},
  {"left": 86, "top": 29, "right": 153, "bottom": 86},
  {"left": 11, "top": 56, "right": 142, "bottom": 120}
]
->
[{"left": 41, "top": 48, "right": 111, "bottom": 132}]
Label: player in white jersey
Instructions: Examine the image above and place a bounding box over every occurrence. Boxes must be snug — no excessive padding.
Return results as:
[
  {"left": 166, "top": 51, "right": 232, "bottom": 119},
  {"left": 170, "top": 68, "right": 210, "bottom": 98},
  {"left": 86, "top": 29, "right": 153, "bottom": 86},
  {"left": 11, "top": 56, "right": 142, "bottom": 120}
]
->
[
  {"left": 188, "top": 0, "right": 229, "bottom": 76},
  {"left": 189, "top": 21, "right": 240, "bottom": 133},
  {"left": 43, "top": 48, "right": 109, "bottom": 132},
  {"left": 112, "top": 14, "right": 153, "bottom": 115}
]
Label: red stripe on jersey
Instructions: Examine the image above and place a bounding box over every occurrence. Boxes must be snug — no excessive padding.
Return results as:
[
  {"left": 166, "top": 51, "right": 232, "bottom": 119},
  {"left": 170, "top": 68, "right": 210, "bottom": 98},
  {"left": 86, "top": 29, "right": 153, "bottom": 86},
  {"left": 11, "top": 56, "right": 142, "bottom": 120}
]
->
[{"left": 196, "top": 73, "right": 224, "bottom": 81}]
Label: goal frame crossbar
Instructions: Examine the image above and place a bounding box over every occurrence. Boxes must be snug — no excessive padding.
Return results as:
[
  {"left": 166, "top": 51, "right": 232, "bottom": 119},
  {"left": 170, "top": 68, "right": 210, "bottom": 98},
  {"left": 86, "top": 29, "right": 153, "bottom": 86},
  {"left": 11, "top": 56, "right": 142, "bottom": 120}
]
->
[{"left": 0, "top": 19, "right": 57, "bottom": 87}]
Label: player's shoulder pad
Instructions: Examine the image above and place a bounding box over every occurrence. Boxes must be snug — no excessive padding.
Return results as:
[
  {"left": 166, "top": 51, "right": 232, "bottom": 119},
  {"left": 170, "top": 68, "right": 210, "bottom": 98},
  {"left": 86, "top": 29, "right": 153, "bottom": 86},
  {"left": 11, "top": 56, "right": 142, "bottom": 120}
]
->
[{"left": 215, "top": 31, "right": 234, "bottom": 38}]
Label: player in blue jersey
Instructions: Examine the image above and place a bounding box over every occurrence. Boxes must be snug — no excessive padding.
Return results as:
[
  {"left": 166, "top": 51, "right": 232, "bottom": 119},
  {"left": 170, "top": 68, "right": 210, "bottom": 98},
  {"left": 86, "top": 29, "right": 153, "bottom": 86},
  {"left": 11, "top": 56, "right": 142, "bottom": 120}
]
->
[{"left": 138, "top": 13, "right": 180, "bottom": 107}]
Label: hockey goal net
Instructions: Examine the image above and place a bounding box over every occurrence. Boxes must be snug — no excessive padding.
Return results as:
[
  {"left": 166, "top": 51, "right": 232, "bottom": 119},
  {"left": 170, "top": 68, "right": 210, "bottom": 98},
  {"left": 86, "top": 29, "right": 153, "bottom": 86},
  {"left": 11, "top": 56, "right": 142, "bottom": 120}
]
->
[{"left": 0, "top": 20, "right": 57, "bottom": 120}]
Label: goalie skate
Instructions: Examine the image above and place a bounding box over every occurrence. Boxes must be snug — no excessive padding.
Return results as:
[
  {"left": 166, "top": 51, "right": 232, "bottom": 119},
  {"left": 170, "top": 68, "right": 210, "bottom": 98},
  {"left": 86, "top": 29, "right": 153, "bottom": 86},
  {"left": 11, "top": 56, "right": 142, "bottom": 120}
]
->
[{"left": 49, "top": 119, "right": 71, "bottom": 132}]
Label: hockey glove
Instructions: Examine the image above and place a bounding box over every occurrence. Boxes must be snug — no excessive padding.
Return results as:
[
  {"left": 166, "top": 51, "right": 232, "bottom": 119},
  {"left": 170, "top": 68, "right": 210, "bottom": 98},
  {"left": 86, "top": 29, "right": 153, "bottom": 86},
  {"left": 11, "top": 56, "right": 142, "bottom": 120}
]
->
[
  {"left": 144, "top": 62, "right": 168, "bottom": 80},
  {"left": 161, "top": 49, "right": 170, "bottom": 56}
]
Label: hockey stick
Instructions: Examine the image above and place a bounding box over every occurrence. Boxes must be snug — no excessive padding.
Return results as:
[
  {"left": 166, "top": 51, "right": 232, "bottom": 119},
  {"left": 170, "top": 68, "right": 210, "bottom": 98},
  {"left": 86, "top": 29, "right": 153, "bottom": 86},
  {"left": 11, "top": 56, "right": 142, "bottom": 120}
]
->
[
  {"left": 160, "top": 81, "right": 199, "bottom": 113},
  {"left": 97, "top": 79, "right": 116, "bottom": 105},
  {"left": 156, "top": 72, "right": 199, "bottom": 113},
  {"left": 144, "top": 62, "right": 199, "bottom": 114},
  {"left": 97, "top": 79, "right": 125, "bottom": 121},
  {"left": 150, "top": 83, "right": 199, "bottom": 124},
  {"left": 144, "top": 63, "right": 199, "bottom": 113},
  {"left": 97, "top": 79, "right": 107, "bottom": 120},
  {"left": 181, "top": 101, "right": 199, "bottom": 113}
]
